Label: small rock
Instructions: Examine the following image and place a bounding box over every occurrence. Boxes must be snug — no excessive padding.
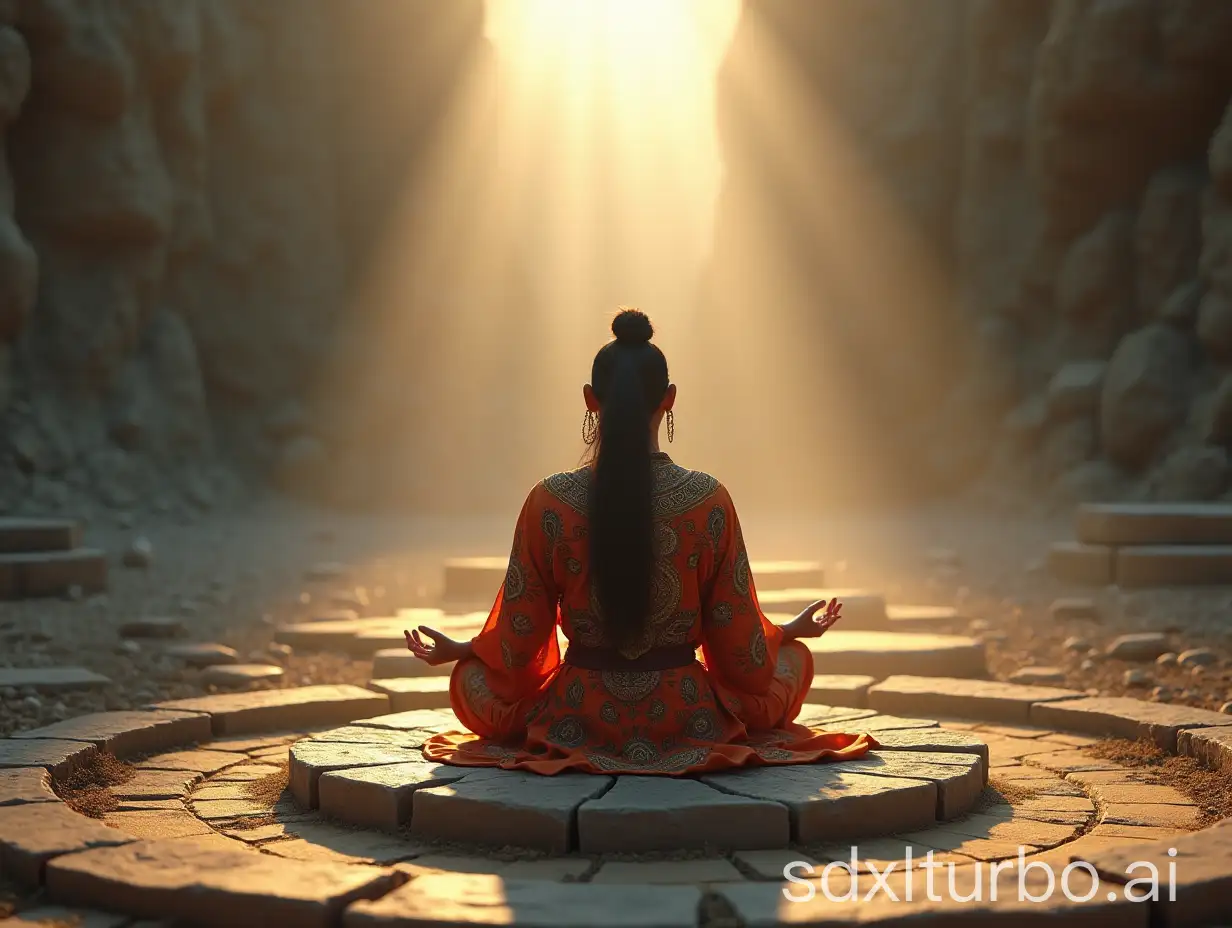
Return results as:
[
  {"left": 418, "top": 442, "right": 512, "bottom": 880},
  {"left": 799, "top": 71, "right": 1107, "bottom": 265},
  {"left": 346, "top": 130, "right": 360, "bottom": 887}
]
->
[
  {"left": 1106, "top": 632, "right": 1170, "bottom": 661},
  {"left": 1123, "top": 669, "right": 1152, "bottom": 687},
  {"left": 122, "top": 536, "right": 154, "bottom": 568},
  {"left": 1063, "top": 636, "right": 1091, "bottom": 654},
  {"left": 1050, "top": 598, "right": 1100, "bottom": 622},
  {"left": 63, "top": 584, "right": 83, "bottom": 602},
  {"left": 1220, "top": 701, "right": 1232, "bottom": 714},
  {"left": 115, "top": 640, "right": 141, "bottom": 656},
  {"left": 1080, "top": 659, "right": 1096, "bottom": 671},
  {"left": 165, "top": 642, "right": 240, "bottom": 668},
  {"left": 268, "top": 642, "right": 293, "bottom": 658},
  {"left": 1155, "top": 652, "right": 1178, "bottom": 667},
  {"left": 1009, "top": 666, "right": 1067, "bottom": 686},
  {"left": 1150, "top": 686, "right": 1172, "bottom": 702},
  {"left": 1191, "top": 666, "right": 1207, "bottom": 677},
  {"left": 22, "top": 694, "right": 41, "bottom": 710},
  {"left": 1178, "top": 648, "right": 1219, "bottom": 668}
]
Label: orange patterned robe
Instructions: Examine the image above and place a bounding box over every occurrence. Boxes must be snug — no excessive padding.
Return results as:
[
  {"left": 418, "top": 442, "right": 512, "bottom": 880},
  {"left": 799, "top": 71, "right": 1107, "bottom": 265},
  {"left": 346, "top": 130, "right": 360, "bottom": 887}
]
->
[{"left": 423, "top": 453, "right": 877, "bottom": 774}]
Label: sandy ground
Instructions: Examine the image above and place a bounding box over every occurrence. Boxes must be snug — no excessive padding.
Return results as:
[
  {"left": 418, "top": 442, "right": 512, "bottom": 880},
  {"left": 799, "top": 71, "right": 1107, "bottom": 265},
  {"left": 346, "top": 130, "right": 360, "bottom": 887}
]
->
[{"left": 3, "top": 492, "right": 1232, "bottom": 737}]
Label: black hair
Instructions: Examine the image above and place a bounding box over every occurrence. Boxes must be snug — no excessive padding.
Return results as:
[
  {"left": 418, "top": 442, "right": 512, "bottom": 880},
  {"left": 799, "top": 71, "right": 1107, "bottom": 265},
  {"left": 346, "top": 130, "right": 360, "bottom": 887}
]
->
[{"left": 589, "top": 307, "right": 670, "bottom": 650}]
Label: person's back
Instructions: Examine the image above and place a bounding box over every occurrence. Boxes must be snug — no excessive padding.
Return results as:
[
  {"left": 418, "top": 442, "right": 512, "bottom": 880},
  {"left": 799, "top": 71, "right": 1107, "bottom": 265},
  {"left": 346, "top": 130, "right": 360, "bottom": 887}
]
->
[{"left": 408, "top": 309, "right": 876, "bottom": 774}]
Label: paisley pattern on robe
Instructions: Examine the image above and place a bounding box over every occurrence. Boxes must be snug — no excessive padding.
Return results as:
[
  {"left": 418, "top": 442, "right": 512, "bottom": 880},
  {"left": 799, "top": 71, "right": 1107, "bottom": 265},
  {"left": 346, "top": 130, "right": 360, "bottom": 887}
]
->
[{"left": 423, "top": 453, "right": 877, "bottom": 775}]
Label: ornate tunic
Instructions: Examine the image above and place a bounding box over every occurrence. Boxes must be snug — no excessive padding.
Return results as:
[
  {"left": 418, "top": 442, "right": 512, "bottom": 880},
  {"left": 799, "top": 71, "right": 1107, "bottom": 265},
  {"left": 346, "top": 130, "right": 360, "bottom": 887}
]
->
[{"left": 422, "top": 453, "right": 877, "bottom": 774}]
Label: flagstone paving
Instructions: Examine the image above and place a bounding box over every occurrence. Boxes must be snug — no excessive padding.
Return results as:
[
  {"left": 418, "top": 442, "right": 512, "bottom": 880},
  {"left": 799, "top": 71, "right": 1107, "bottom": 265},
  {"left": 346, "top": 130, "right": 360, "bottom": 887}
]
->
[{"left": 0, "top": 677, "right": 1226, "bottom": 927}]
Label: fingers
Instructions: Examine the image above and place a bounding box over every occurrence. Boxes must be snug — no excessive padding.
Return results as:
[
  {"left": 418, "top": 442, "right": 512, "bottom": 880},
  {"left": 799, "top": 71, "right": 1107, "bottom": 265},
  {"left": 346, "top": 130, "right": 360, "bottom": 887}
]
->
[{"left": 417, "top": 626, "right": 445, "bottom": 645}]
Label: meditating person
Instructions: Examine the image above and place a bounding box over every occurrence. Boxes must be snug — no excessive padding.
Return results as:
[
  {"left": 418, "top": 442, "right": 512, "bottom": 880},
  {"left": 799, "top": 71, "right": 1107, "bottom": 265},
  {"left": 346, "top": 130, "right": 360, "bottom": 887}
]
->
[{"left": 405, "top": 308, "right": 877, "bottom": 774}]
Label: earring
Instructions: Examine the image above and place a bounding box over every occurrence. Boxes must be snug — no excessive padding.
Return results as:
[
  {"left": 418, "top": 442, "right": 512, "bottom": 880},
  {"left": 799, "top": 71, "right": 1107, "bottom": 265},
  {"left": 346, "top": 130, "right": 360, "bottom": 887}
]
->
[
  {"left": 582, "top": 410, "right": 598, "bottom": 445},
  {"left": 666, "top": 409, "right": 675, "bottom": 443}
]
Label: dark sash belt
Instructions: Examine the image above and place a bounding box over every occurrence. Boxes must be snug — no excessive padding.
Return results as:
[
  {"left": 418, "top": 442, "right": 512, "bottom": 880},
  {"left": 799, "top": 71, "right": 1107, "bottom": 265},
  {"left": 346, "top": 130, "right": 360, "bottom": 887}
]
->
[{"left": 564, "top": 642, "right": 699, "bottom": 672}]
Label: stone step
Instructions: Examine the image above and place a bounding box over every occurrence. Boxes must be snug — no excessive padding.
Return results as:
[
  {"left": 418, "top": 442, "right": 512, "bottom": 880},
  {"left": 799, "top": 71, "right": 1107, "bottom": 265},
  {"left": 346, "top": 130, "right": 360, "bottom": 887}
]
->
[
  {"left": 1078, "top": 502, "right": 1232, "bottom": 546},
  {"left": 803, "top": 631, "right": 986, "bottom": 680},
  {"left": 0, "top": 548, "right": 107, "bottom": 599},
  {"left": 0, "top": 518, "right": 80, "bottom": 554},
  {"left": 443, "top": 557, "right": 826, "bottom": 605},
  {"left": 1048, "top": 541, "right": 1114, "bottom": 585},
  {"left": 1114, "top": 545, "right": 1232, "bottom": 587},
  {"left": 367, "top": 677, "right": 450, "bottom": 712}
]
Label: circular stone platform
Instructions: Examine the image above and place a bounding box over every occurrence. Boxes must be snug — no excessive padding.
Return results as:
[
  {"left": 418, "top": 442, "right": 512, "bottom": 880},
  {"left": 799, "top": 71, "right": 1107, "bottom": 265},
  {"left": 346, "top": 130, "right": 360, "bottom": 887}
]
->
[
  {"left": 2, "top": 682, "right": 1229, "bottom": 928},
  {"left": 283, "top": 713, "right": 990, "bottom": 852}
]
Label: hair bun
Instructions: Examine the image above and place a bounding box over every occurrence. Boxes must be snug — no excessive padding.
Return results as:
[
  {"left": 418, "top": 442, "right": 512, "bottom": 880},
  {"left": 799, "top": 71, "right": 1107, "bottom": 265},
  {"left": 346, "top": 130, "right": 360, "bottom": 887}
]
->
[{"left": 611, "top": 308, "right": 654, "bottom": 345}]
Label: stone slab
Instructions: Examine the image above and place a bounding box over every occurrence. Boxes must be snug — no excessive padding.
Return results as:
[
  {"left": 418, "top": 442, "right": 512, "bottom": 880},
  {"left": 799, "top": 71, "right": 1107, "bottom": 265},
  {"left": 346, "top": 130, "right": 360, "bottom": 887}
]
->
[
  {"left": 866, "top": 729, "right": 990, "bottom": 769},
  {"left": 262, "top": 822, "right": 422, "bottom": 865},
  {"left": 702, "top": 766, "right": 937, "bottom": 842},
  {"left": 1078, "top": 502, "right": 1232, "bottom": 546},
  {"left": 1115, "top": 545, "right": 1232, "bottom": 587},
  {"left": 0, "top": 801, "right": 134, "bottom": 885},
  {"left": 113, "top": 770, "right": 201, "bottom": 801},
  {"left": 351, "top": 709, "right": 459, "bottom": 733},
  {"left": 843, "top": 751, "right": 985, "bottom": 819},
  {"left": 0, "top": 668, "right": 112, "bottom": 692},
  {"left": 0, "top": 549, "right": 107, "bottom": 598},
  {"left": 0, "top": 906, "right": 129, "bottom": 928},
  {"left": 165, "top": 643, "right": 241, "bottom": 668},
  {"left": 318, "top": 760, "right": 470, "bottom": 830},
  {"left": 412, "top": 770, "right": 612, "bottom": 852},
  {"left": 0, "top": 767, "right": 57, "bottom": 805},
  {"left": 137, "top": 749, "right": 249, "bottom": 774},
  {"left": 0, "top": 739, "right": 97, "bottom": 778},
  {"left": 884, "top": 605, "right": 963, "bottom": 630},
  {"left": 13, "top": 710, "right": 211, "bottom": 759},
  {"left": 804, "top": 674, "right": 874, "bottom": 708},
  {"left": 804, "top": 631, "right": 987, "bottom": 679},
  {"left": 441, "top": 557, "right": 508, "bottom": 603},
  {"left": 209, "top": 764, "right": 282, "bottom": 782},
  {"left": 45, "top": 835, "right": 399, "bottom": 928},
  {"left": 1083, "top": 822, "right": 1232, "bottom": 927},
  {"left": 758, "top": 588, "right": 885, "bottom": 629},
  {"left": 0, "top": 518, "right": 80, "bottom": 553},
  {"left": 102, "top": 810, "right": 215, "bottom": 839},
  {"left": 589, "top": 859, "right": 744, "bottom": 884},
  {"left": 577, "top": 775, "right": 789, "bottom": 853},
  {"left": 289, "top": 741, "right": 425, "bottom": 808},
  {"left": 366, "top": 677, "right": 450, "bottom": 712},
  {"left": 371, "top": 650, "right": 451, "bottom": 680},
  {"left": 868, "top": 675, "right": 1084, "bottom": 723},
  {"left": 1177, "top": 726, "right": 1232, "bottom": 772},
  {"left": 344, "top": 873, "right": 702, "bottom": 928},
  {"left": 1030, "top": 696, "right": 1232, "bottom": 751},
  {"left": 307, "top": 726, "right": 430, "bottom": 749},
  {"left": 1049, "top": 541, "right": 1115, "bottom": 586},
  {"left": 202, "top": 664, "right": 286, "bottom": 687},
  {"left": 154, "top": 685, "right": 390, "bottom": 736}
]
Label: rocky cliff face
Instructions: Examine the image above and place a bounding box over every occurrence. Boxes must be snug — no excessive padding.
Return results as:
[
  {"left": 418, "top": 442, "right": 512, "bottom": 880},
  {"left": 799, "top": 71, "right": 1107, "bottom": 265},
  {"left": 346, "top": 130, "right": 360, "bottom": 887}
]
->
[
  {"left": 0, "top": 0, "right": 487, "bottom": 517},
  {"left": 5, "top": 0, "right": 1232, "bottom": 516},
  {"left": 707, "top": 0, "right": 1232, "bottom": 508}
]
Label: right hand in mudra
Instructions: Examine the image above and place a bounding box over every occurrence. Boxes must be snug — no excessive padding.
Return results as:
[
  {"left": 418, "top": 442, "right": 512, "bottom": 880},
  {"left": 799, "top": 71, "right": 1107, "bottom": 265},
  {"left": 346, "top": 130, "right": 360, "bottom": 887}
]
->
[
  {"left": 783, "top": 597, "right": 842, "bottom": 640},
  {"left": 405, "top": 626, "right": 470, "bottom": 666}
]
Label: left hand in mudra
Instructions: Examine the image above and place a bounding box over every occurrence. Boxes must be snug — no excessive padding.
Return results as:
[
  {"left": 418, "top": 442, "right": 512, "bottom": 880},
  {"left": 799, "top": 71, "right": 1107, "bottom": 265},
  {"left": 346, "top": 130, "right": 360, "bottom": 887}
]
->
[
  {"left": 783, "top": 597, "right": 842, "bottom": 640},
  {"left": 405, "top": 626, "right": 471, "bottom": 665}
]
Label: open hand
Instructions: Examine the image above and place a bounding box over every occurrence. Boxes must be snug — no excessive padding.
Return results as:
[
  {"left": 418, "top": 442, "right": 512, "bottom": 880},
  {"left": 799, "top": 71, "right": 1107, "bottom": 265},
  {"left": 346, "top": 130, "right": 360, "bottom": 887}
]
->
[
  {"left": 405, "top": 626, "right": 470, "bottom": 666},
  {"left": 784, "top": 597, "right": 842, "bottom": 640}
]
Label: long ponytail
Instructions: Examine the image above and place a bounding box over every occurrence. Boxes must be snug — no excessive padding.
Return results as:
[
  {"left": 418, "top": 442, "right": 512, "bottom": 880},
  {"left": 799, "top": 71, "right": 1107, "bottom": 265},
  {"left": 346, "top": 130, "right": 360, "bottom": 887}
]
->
[{"left": 589, "top": 309, "right": 669, "bottom": 650}]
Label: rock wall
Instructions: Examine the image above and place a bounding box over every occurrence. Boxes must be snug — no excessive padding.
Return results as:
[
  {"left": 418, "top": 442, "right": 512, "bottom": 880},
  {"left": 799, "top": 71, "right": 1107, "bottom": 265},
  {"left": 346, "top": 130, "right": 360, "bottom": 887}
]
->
[
  {"left": 706, "top": 0, "right": 1232, "bottom": 507},
  {"left": 0, "top": 0, "right": 487, "bottom": 517}
]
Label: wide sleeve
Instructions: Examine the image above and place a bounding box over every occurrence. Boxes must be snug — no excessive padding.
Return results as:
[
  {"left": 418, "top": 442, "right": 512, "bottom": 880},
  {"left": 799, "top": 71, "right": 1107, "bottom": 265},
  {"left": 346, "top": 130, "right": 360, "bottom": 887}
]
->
[
  {"left": 468, "top": 484, "right": 562, "bottom": 701},
  {"left": 698, "top": 485, "right": 784, "bottom": 696}
]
